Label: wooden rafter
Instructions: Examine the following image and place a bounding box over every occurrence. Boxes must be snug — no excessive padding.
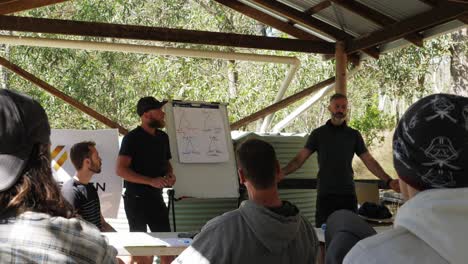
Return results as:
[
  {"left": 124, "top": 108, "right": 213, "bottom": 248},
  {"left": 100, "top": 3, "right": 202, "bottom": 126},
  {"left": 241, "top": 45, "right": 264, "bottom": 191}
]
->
[
  {"left": 0, "top": 0, "right": 69, "bottom": 15},
  {"left": 213, "top": 0, "right": 321, "bottom": 40},
  {"left": 417, "top": 0, "right": 439, "bottom": 7},
  {"left": 346, "top": 3, "right": 468, "bottom": 54},
  {"left": 231, "top": 76, "right": 335, "bottom": 130},
  {"left": 0, "top": 56, "right": 128, "bottom": 134},
  {"left": 246, "top": 0, "right": 380, "bottom": 58},
  {"left": 419, "top": 0, "right": 468, "bottom": 7},
  {"left": 458, "top": 13, "right": 468, "bottom": 24},
  {"left": 0, "top": 15, "right": 335, "bottom": 54},
  {"left": 304, "top": 1, "right": 331, "bottom": 15},
  {"left": 449, "top": 0, "right": 468, "bottom": 4},
  {"left": 329, "top": 0, "right": 424, "bottom": 47}
]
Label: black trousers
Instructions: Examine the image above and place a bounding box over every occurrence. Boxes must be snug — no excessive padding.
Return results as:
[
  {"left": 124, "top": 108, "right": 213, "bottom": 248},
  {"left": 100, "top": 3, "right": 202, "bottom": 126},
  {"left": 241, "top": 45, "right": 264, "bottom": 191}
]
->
[
  {"left": 315, "top": 193, "right": 358, "bottom": 227},
  {"left": 123, "top": 192, "right": 171, "bottom": 232}
]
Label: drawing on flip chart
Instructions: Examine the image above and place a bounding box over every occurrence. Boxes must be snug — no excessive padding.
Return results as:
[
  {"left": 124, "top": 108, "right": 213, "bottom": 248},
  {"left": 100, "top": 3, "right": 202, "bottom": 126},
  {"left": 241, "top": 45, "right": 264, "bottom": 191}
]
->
[
  {"left": 174, "top": 105, "right": 229, "bottom": 163},
  {"left": 181, "top": 135, "right": 200, "bottom": 155},
  {"left": 207, "top": 136, "right": 223, "bottom": 156}
]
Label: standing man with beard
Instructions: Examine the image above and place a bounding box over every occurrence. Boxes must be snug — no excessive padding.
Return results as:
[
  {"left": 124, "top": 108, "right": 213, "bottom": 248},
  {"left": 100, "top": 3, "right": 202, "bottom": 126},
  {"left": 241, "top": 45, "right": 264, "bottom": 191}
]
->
[
  {"left": 116, "top": 96, "right": 176, "bottom": 264},
  {"left": 62, "top": 141, "right": 115, "bottom": 232},
  {"left": 282, "top": 93, "right": 399, "bottom": 227}
]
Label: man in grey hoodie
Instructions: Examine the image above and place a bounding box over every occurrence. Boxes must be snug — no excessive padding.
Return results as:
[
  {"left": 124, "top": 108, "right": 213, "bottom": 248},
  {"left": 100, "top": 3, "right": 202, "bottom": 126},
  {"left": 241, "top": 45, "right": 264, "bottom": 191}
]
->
[{"left": 173, "top": 139, "right": 319, "bottom": 264}]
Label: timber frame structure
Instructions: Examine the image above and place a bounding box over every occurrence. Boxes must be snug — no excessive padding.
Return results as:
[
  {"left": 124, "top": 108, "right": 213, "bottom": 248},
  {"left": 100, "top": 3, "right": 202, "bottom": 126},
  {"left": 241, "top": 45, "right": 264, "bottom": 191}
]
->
[{"left": 0, "top": 0, "right": 467, "bottom": 133}]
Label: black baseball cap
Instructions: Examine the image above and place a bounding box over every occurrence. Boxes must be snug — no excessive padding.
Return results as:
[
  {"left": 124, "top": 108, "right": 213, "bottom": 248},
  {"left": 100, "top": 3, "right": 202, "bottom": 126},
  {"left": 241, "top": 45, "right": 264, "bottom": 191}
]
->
[
  {"left": 0, "top": 89, "right": 51, "bottom": 192},
  {"left": 136, "top": 96, "right": 167, "bottom": 116}
]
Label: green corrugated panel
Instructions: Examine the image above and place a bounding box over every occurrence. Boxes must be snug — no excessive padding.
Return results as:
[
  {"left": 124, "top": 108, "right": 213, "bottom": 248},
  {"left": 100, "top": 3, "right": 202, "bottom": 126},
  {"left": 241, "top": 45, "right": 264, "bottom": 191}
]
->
[
  {"left": 279, "top": 189, "right": 317, "bottom": 226},
  {"left": 233, "top": 133, "right": 319, "bottom": 179},
  {"left": 169, "top": 198, "right": 238, "bottom": 232}
]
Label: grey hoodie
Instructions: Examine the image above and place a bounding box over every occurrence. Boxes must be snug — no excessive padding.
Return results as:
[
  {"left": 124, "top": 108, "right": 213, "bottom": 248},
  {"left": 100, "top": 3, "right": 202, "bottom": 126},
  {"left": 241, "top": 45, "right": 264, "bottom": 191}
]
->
[
  {"left": 344, "top": 188, "right": 468, "bottom": 264},
  {"left": 173, "top": 200, "right": 319, "bottom": 264}
]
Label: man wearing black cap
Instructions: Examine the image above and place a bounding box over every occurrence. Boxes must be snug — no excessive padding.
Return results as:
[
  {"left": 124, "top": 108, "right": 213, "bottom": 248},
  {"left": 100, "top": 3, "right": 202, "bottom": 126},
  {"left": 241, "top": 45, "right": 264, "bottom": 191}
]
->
[
  {"left": 0, "top": 89, "right": 117, "bottom": 263},
  {"left": 116, "top": 96, "right": 176, "bottom": 264},
  {"left": 327, "top": 94, "right": 468, "bottom": 264}
]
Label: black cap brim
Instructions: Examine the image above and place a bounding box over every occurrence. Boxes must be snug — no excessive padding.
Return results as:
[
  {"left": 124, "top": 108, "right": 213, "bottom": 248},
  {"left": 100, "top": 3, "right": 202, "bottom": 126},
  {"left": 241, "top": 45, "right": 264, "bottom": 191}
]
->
[{"left": 0, "top": 154, "right": 27, "bottom": 192}]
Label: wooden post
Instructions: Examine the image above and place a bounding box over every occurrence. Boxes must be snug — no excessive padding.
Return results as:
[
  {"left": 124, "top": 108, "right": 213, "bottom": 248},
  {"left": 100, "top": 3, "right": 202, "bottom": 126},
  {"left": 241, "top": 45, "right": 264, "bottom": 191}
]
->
[{"left": 335, "top": 41, "right": 347, "bottom": 95}]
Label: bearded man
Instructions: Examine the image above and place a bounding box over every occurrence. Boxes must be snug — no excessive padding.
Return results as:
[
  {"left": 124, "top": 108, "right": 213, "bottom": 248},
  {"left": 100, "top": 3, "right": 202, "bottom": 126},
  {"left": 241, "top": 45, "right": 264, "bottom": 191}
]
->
[
  {"left": 116, "top": 96, "right": 176, "bottom": 264},
  {"left": 282, "top": 93, "right": 398, "bottom": 227}
]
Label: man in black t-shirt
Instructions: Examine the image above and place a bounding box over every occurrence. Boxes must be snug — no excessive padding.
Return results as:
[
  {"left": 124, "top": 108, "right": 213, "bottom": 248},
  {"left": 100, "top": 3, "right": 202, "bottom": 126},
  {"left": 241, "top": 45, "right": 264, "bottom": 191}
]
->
[
  {"left": 62, "top": 141, "right": 115, "bottom": 231},
  {"left": 282, "top": 94, "right": 399, "bottom": 227},
  {"left": 116, "top": 96, "right": 176, "bottom": 264}
]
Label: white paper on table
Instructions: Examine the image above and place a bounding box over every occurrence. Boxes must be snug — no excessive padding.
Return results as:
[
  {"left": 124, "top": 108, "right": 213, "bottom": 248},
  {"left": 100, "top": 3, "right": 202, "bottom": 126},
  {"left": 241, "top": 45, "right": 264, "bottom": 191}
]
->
[{"left": 106, "top": 233, "right": 170, "bottom": 247}]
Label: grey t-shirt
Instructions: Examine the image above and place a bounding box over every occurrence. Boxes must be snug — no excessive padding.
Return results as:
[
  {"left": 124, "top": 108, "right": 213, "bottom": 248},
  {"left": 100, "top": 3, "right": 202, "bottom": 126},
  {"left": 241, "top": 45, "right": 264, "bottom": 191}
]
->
[{"left": 305, "top": 120, "right": 367, "bottom": 196}]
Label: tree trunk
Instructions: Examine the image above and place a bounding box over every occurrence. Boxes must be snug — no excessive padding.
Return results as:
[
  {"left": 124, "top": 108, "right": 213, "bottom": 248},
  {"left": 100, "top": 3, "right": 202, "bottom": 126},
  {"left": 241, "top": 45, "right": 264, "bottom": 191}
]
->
[
  {"left": 227, "top": 59, "right": 238, "bottom": 98},
  {"left": 1, "top": 44, "right": 10, "bottom": 89},
  {"left": 449, "top": 28, "right": 468, "bottom": 96},
  {"left": 317, "top": 104, "right": 325, "bottom": 127}
]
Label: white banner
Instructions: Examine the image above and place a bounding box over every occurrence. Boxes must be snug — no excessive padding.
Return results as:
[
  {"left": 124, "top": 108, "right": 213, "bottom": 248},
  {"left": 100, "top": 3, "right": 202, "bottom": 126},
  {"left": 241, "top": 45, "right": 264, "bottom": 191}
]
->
[{"left": 51, "top": 129, "right": 121, "bottom": 218}]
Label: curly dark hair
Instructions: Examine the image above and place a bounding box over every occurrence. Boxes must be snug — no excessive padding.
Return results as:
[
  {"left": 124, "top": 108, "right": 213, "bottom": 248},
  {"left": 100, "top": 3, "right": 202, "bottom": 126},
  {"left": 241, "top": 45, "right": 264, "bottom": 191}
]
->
[{"left": 0, "top": 143, "right": 74, "bottom": 219}]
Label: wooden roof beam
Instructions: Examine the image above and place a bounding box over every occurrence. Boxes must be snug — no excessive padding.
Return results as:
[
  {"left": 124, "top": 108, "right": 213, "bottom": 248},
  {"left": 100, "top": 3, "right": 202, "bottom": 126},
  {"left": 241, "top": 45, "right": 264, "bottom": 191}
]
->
[
  {"left": 231, "top": 76, "right": 335, "bottom": 130},
  {"left": 304, "top": 1, "right": 331, "bottom": 15},
  {"left": 329, "top": 0, "right": 424, "bottom": 47},
  {"left": 213, "top": 0, "right": 321, "bottom": 40},
  {"left": 457, "top": 13, "right": 468, "bottom": 24},
  {"left": 0, "top": 15, "right": 335, "bottom": 54},
  {"left": 419, "top": 0, "right": 468, "bottom": 7},
  {"left": 0, "top": 0, "right": 69, "bottom": 15},
  {"left": 0, "top": 55, "right": 128, "bottom": 135},
  {"left": 247, "top": 0, "right": 380, "bottom": 59},
  {"left": 417, "top": 0, "right": 439, "bottom": 7},
  {"left": 346, "top": 3, "right": 468, "bottom": 54}
]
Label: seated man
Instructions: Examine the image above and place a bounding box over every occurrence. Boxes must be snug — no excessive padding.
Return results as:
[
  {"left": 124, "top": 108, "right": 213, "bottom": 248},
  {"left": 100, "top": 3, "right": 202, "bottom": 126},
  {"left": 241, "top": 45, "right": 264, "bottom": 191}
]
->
[
  {"left": 173, "top": 139, "right": 319, "bottom": 264},
  {"left": 341, "top": 94, "right": 468, "bottom": 264},
  {"left": 62, "top": 141, "right": 115, "bottom": 231},
  {"left": 0, "top": 89, "right": 117, "bottom": 263}
]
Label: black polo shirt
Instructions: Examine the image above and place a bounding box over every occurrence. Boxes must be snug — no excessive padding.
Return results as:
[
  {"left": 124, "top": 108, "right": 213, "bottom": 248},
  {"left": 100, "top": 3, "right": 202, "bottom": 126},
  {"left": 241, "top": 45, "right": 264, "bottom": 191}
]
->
[
  {"left": 119, "top": 126, "right": 171, "bottom": 195},
  {"left": 305, "top": 120, "right": 367, "bottom": 196}
]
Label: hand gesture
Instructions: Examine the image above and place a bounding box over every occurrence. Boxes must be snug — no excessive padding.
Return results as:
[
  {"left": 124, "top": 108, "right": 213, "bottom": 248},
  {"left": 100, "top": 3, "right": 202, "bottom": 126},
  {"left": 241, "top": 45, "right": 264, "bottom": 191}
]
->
[
  {"left": 148, "top": 177, "right": 168, "bottom": 188},
  {"left": 166, "top": 172, "right": 176, "bottom": 186},
  {"left": 389, "top": 179, "right": 400, "bottom": 193}
]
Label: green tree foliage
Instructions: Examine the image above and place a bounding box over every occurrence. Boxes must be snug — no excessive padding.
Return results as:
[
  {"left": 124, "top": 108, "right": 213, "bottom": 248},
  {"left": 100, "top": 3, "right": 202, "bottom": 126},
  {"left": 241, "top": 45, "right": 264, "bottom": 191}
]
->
[
  {"left": 0, "top": 0, "right": 462, "bottom": 143},
  {"left": 349, "top": 95, "right": 394, "bottom": 145}
]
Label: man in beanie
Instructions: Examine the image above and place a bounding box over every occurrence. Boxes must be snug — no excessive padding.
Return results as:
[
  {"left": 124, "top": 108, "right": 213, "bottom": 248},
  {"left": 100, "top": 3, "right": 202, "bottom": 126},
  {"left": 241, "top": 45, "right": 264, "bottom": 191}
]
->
[
  {"left": 342, "top": 94, "right": 468, "bottom": 264},
  {"left": 0, "top": 89, "right": 117, "bottom": 263},
  {"left": 116, "top": 96, "right": 176, "bottom": 264}
]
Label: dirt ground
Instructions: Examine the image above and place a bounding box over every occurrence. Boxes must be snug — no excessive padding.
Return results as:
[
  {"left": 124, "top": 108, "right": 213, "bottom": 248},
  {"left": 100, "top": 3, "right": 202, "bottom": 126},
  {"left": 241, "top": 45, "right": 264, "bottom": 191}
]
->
[{"left": 353, "top": 129, "right": 398, "bottom": 180}]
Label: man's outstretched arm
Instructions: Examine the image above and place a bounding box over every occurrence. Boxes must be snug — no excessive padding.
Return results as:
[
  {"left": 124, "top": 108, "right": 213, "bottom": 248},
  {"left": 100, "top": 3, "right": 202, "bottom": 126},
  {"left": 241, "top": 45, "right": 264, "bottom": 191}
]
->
[
  {"left": 281, "top": 148, "right": 313, "bottom": 180},
  {"left": 359, "top": 152, "right": 400, "bottom": 192}
]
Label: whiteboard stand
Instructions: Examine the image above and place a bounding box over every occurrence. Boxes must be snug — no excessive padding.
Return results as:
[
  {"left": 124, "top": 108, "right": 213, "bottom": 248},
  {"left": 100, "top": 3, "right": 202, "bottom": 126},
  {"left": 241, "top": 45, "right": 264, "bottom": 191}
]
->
[
  {"left": 164, "top": 100, "right": 239, "bottom": 199},
  {"left": 167, "top": 189, "right": 177, "bottom": 232}
]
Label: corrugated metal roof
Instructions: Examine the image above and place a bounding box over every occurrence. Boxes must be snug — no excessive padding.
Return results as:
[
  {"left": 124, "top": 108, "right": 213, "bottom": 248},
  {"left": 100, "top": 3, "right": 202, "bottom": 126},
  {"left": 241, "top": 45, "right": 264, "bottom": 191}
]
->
[
  {"left": 317, "top": 5, "right": 380, "bottom": 37},
  {"left": 359, "top": 0, "right": 432, "bottom": 20},
  {"left": 240, "top": 0, "right": 466, "bottom": 57}
]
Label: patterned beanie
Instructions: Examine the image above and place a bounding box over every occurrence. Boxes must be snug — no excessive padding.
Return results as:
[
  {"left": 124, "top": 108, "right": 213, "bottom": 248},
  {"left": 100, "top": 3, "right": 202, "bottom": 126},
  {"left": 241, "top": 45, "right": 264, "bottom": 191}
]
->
[{"left": 393, "top": 94, "right": 468, "bottom": 190}]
